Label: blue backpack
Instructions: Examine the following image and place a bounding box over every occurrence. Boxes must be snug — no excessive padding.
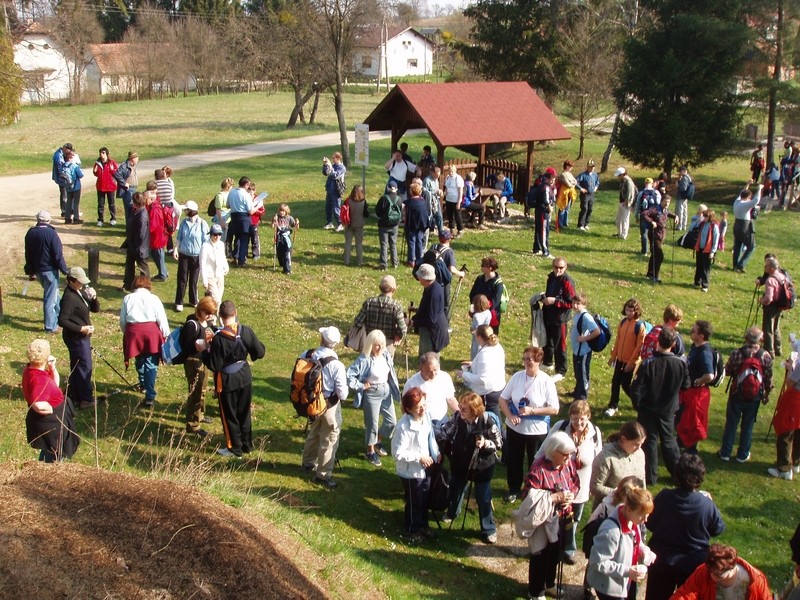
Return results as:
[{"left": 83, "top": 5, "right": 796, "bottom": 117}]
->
[
  {"left": 639, "top": 188, "right": 658, "bottom": 214},
  {"left": 578, "top": 313, "right": 612, "bottom": 352}
]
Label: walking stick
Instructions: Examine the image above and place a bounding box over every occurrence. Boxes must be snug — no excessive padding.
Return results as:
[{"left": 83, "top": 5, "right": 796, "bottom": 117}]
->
[
  {"left": 272, "top": 231, "right": 277, "bottom": 272},
  {"left": 453, "top": 445, "right": 481, "bottom": 531},
  {"left": 670, "top": 219, "right": 677, "bottom": 279},
  {"left": 746, "top": 283, "right": 760, "bottom": 330},
  {"left": 446, "top": 268, "right": 467, "bottom": 324},
  {"left": 92, "top": 347, "right": 139, "bottom": 390},
  {"left": 765, "top": 367, "right": 789, "bottom": 442}
]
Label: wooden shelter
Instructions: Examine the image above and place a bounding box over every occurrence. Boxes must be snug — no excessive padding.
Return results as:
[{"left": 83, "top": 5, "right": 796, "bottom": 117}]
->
[{"left": 363, "top": 82, "right": 571, "bottom": 198}]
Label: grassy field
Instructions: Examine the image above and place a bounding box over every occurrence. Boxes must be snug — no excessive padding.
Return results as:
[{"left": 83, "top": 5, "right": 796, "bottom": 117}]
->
[
  {"left": 0, "top": 95, "right": 798, "bottom": 599},
  {"left": 0, "top": 90, "right": 382, "bottom": 175}
]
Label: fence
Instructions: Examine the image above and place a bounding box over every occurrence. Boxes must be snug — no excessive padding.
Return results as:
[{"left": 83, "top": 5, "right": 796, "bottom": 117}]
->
[{"left": 442, "top": 158, "right": 527, "bottom": 202}]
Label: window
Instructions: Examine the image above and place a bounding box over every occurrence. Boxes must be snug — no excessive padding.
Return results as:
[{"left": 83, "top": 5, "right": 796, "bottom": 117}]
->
[
  {"left": 109, "top": 75, "right": 120, "bottom": 86},
  {"left": 407, "top": 59, "right": 418, "bottom": 69},
  {"left": 361, "top": 55, "right": 373, "bottom": 69},
  {"left": 42, "top": 43, "right": 50, "bottom": 50}
]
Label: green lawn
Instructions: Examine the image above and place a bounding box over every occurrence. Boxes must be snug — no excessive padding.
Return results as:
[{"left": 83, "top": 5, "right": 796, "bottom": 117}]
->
[
  {"left": 1, "top": 100, "right": 798, "bottom": 599},
  {"left": 0, "top": 90, "right": 382, "bottom": 175}
]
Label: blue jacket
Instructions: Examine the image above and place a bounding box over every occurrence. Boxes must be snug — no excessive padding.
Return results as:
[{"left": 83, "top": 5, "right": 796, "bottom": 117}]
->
[
  {"left": 576, "top": 170, "right": 600, "bottom": 195},
  {"left": 346, "top": 351, "right": 400, "bottom": 408},
  {"left": 52, "top": 148, "right": 64, "bottom": 184},
  {"left": 65, "top": 162, "right": 84, "bottom": 192},
  {"left": 24, "top": 223, "right": 68, "bottom": 275},
  {"left": 176, "top": 217, "right": 209, "bottom": 257},
  {"left": 323, "top": 162, "right": 347, "bottom": 196}
]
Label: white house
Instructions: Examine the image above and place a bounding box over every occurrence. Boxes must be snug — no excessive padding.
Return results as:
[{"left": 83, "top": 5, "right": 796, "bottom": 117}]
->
[
  {"left": 13, "top": 21, "right": 75, "bottom": 104},
  {"left": 353, "top": 26, "right": 435, "bottom": 78}
]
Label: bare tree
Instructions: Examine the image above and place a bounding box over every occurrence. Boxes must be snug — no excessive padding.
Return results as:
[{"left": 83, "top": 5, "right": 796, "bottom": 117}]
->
[
  {"left": 176, "top": 16, "right": 227, "bottom": 95},
  {"left": 49, "top": 0, "right": 104, "bottom": 102},
  {"left": 122, "top": 3, "right": 175, "bottom": 99}
]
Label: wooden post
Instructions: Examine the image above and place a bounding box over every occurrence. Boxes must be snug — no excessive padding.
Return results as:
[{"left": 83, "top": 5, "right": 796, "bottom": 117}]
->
[
  {"left": 88, "top": 248, "right": 100, "bottom": 284},
  {"left": 0, "top": 286, "right": 4, "bottom": 319}
]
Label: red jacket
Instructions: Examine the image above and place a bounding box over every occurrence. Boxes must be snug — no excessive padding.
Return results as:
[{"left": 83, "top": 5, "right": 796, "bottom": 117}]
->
[
  {"left": 670, "top": 559, "right": 770, "bottom": 600},
  {"left": 93, "top": 159, "right": 118, "bottom": 193},
  {"left": 148, "top": 200, "right": 168, "bottom": 250}
]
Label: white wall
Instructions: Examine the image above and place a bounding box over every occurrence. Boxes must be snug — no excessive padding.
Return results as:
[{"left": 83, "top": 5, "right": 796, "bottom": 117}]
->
[
  {"left": 354, "top": 31, "right": 433, "bottom": 78},
  {"left": 14, "top": 33, "right": 76, "bottom": 104}
]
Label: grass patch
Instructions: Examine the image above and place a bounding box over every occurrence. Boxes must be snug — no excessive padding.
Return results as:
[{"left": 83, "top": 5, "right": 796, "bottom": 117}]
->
[{"left": 1, "top": 122, "right": 799, "bottom": 598}]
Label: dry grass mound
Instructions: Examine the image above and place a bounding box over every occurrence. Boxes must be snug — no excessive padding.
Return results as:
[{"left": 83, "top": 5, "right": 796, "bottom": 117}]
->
[{"left": 0, "top": 462, "right": 328, "bottom": 599}]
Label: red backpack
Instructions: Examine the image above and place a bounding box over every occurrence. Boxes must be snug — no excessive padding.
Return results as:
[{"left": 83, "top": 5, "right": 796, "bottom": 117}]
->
[
  {"left": 339, "top": 199, "right": 351, "bottom": 227},
  {"left": 640, "top": 325, "right": 663, "bottom": 361},
  {"left": 732, "top": 349, "right": 765, "bottom": 402},
  {"left": 162, "top": 203, "right": 177, "bottom": 235}
]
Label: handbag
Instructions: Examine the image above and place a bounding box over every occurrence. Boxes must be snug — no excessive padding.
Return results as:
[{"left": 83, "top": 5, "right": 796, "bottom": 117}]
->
[{"left": 344, "top": 323, "right": 366, "bottom": 353}]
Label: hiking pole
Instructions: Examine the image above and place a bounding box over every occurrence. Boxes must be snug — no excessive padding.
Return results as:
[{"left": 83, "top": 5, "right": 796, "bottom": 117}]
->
[
  {"left": 746, "top": 283, "right": 760, "bottom": 330},
  {"left": 765, "top": 367, "right": 789, "bottom": 442},
  {"left": 446, "top": 268, "right": 467, "bottom": 324},
  {"left": 455, "top": 445, "right": 481, "bottom": 531},
  {"left": 272, "top": 231, "right": 277, "bottom": 272},
  {"left": 92, "top": 347, "right": 139, "bottom": 391},
  {"left": 670, "top": 219, "right": 677, "bottom": 279}
]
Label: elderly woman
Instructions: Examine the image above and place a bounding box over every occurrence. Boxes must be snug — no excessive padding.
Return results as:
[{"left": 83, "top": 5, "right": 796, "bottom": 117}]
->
[
  {"left": 587, "top": 487, "right": 656, "bottom": 600},
  {"left": 58, "top": 266, "right": 100, "bottom": 410},
  {"left": 120, "top": 275, "right": 170, "bottom": 408},
  {"left": 437, "top": 392, "right": 502, "bottom": 544},
  {"left": 590, "top": 421, "right": 647, "bottom": 510},
  {"left": 671, "top": 544, "right": 771, "bottom": 600},
  {"left": 522, "top": 430, "right": 580, "bottom": 600},
  {"left": 457, "top": 324, "right": 506, "bottom": 423},
  {"left": 547, "top": 400, "right": 602, "bottom": 564},
  {"left": 22, "top": 339, "right": 79, "bottom": 462},
  {"left": 391, "top": 387, "right": 440, "bottom": 544},
  {"left": 645, "top": 454, "right": 725, "bottom": 600},
  {"left": 347, "top": 329, "right": 400, "bottom": 467},
  {"left": 499, "top": 346, "right": 559, "bottom": 503},
  {"left": 469, "top": 256, "right": 505, "bottom": 334}
]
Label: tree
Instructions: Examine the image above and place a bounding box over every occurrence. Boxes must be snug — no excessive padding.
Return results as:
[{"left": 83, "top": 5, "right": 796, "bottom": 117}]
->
[
  {"left": 176, "top": 16, "right": 228, "bottom": 95},
  {"left": 615, "top": 10, "right": 750, "bottom": 177},
  {"left": 460, "top": 0, "right": 562, "bottom": 100},
  {"left": 0, "top": 27, "right": 22, "bottom": 125},
  {"left": 122, "top": 3, "right": 174, "bottom": 98},
  {"left": 50, "top": 0, "right": 105, "bottom": 102}
]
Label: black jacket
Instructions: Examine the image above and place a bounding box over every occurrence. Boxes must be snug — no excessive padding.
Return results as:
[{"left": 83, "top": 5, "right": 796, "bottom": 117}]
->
[
  {"left": 204, "top": 324, "right": 265, "bottom": 392},
  {"left": 58, "top": 286, "right": 100, "bottom": 343},
  {"left": 127, "top": 206, "right": 150, "bottom": 260},
  {"left": 631, "top": 351, "right": 690, "bottom": 415}
]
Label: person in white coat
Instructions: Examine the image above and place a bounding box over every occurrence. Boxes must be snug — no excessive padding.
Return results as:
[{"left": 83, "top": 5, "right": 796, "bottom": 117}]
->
[
  {"left": 199, "top": 223, "right": 229, "bottom": 307},
  {"left": 457, "top": 324, "right": 506, "bottom": 423}
]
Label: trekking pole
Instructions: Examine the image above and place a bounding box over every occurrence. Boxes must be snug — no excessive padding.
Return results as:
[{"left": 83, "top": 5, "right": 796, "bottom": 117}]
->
[
  {"left": 746, "top": 283, "right": 760, "bottom": 330},
  {"left": 400, "top": 226, "right": 407, "bottom": 265},
  {"left": 446, "top": 269, "right": 467, "bottom": 324},
  {"left": 765, "top": 367, "right": 789, "bottom": 442},
  {"left": 92, "top": 347, "right": 139, "bottom": 391},
  {"left": 455, "top": 445, "right": 481, "bottom": 531},
  {"left": 670, "top": 219, "right": 676, "bottom": 279}
]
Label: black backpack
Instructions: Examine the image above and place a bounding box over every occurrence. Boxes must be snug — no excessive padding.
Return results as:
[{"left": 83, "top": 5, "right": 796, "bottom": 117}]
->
[{"left": 414, "top": 245, "right": 452, "bottom": 286}]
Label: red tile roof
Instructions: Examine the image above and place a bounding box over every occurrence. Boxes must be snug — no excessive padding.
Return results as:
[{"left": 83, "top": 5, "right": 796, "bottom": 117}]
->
[{"left": 364, "top": 82, "right": 570, "bottom": 147}]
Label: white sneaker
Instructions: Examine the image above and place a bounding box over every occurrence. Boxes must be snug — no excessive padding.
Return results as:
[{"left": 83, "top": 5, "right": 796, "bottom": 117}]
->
[
  {"left": 604, "top": 407, "right": 617, "bottom": 417},
  {"left": 323, "top": 223, "right": 334, "bottom": 230},
  {"left": 175, "top": 304, "right": 184, "bottom": 312},
  {"left": 335, "top": 224, "right": 344, "bottom": 232},
  {"left": 110, "top": 219, "right": 117, "bottom": 226},
  {"left": 97, "top": 220, "right": 103, "bottom": 227},
  {"left": 545, "top": 253, "right": 555, "bottom": 259},
  {"left": 768, "top": 467, "right": 793, "bottom": 480},
  {"left": 216, "top": 448, "right": 242, "bottom": 459},
  {"left": 793, "top": 465, "right": 800, "bottom": 474},
  {"left": 551, "top": 374, "right": 564, "bottom": 383}
]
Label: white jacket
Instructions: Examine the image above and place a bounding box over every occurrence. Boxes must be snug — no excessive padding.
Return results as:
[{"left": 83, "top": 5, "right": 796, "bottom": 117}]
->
[
  {"left": 200, "top": 239, "right": 229, "bottom": 286},
  {"left": 462, "top": 343, "right": 506, "bottom": 396}
]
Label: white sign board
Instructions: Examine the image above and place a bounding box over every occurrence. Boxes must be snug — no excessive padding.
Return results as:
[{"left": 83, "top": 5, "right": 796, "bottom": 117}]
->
[{"left": 354, "top": 124, "right": 370, "bottom": 166}]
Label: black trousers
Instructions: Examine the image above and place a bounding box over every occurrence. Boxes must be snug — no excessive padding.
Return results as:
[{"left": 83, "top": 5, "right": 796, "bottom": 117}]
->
[
  {"left": 637, "top": 408, "right": 680, "bottom": 486},
  {"left": 505, "top": 428, "right": 546, "bottom": 495},
  {"left": 608, "top": 360, "right": 635, "bottom": 410},
  {"left": 543, "top": 318, "right": 568, "bottom": 375},
  {"left": 444, "top": 201, "right": 463, "bottom": 232},
  {"left": 123, "top": 251, "right": 150, "bottom": 290},
  {"left": 218, "top": 383, "right": 253, "bottom": 455},
  {"left": 64, "top": 335, "right": 94, "bottom": 403},
  {"left": 175, "top": 253, "right": 200, "bottom": 306}
]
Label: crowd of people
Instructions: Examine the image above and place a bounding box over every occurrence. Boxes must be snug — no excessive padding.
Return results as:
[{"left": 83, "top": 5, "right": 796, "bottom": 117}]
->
[{"left": 18, "top": 139, "right": 800, "bottom": 599}]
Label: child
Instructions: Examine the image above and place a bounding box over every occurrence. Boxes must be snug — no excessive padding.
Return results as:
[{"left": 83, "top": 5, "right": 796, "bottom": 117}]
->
[
  {"left": 717, "top": 211, "right": 728, "bottom": 252},
  {"left": 470, "top": 294, "right": 492, "bottom": 359},
  {"left": 605, "top": 298, "right": 646, "bottom": 417},
  {"left": 587, "top": 487, "right": 656, "bottom": 600},
  {"left": 689, "top": 204, "right": 707, "bottom": 231},
  {"left": 766, "top": 162, "right": 780, "bottom": 199},
  {"left": 571, "top": 292, "right": 600, "bottom": 400},
  {"left": 248, "top": 181, "right": 266, "bottom": 260},
  {"left": 272, "top": 203, "right": 299, "bottom": 275},
  {"left": 343, "top": 185, "right": 368, "bottom": 267}
]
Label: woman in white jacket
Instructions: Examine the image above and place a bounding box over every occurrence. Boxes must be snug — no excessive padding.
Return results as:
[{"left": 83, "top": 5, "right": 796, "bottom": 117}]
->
[
  {"left": 457, "top": 324, "right": 506, "bottom": 422},
  {"left": 587, "top": 487, "right": 656, "bottom": 600},
  {"left": 199, "top": 223, "right": 229, "bottom": 306},
  {"left": 391, "top": 387, "right": 440, "bottom": 544}
]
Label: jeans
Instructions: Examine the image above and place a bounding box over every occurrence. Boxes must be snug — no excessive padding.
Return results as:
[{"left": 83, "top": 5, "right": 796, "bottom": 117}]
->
[
  {"left": 732, "top": 219, "right": 755, "bottom": 270},
  {"left": 558, "top": 207, "right": 569, "bottom": 228},
  {"left": 406, "top": 229, "right": 426, "bottom": 266},
  {"left": 229, "top": 212, "right": 251, "bottom": 266},
  {"left": 378, "top": 226, "right": 398, "bottom": 268},
  {"left": 362, "top": 382, "right": 396, "bottom": 447},
  {"left": 447, "top": 471, "right": 496, "bottom": 535},
  {"left": 572, "top": 352, "right": 591, "bottom": 399},
  {"left": 639, "top": 218, "right": 650, "bottom": 254},
  {"left": 37, "top": 269, "right": 61, "bottom": 332},
  {"left": 150, "top": 248, "right": 168, "bottom": 279},
  {"left": 97, "top": 191, "right": 116, "bottom": 222},
  {"left": 325, "top": 193, "right": 341, "bottom": 226},
  {"left": 175, "top": 253, "right": 200, "bottom": 306},
  {"left": 719, "top": 397, "right": 760, "bottom": 460},
  {"left": 58, "top": 184, "right": 67, "bottom": 217},
  {"left": 564, "top": 501, "right": 585, "bottom": 556},
  {"left": 65, "top": 189, "right": 81, "bottom": 221},
  {"left": 135, "top": 352, "right": 159, "bottom": 401},
  {"left": 120, "top": 187, "right": 135, "bottom": 222}
]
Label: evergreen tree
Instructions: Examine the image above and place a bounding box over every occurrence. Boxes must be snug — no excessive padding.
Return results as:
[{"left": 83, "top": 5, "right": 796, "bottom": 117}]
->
[{"left": 0, "top": 28, "right": 22, "bottom": 126}]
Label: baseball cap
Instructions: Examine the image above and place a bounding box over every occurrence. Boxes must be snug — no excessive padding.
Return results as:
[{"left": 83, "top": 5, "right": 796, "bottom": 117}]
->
[
  {"left": 545, "top": 167, "right": 557, "bottom": 177},
  {"left": 645, "top": 177, "right": 654, "bottom": 185},
  {"left": 319, "top": 326, "right": 341, "bottom": 346},
  {"left": 36, "top": 210, "right": 51, "bottom": 223},
  {"left": 614, "top": 167, "right": 626, "bottom": 177},
  {"left": 210, "top": 224, "right": 223, "bottom": 235},
  {"left": 587, "top": 160, "right": 595, "bottom": 167},
  {"left": 439, "top": 231, "right": 452, "bottom": 242},
  {"left": 417, "top": 264, "right": 436, "bottom": 281},
  {"left": 184, "top": 200, "right": 199, "bottom": 212},
  {"left": 386, "top": 182, "right": 398, "bottom": 192},
  {"left": 67, "top": 266, "right": 90, "bottom": 284}
]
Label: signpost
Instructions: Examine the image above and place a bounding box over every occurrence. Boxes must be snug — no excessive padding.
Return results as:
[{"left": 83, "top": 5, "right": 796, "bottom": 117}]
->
[{"left": 354, "top": 123, "right": 369, "bottom": 191}]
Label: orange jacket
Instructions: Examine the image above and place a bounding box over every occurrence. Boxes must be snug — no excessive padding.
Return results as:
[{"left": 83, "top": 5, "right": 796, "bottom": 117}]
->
[
  {"left": 670, "top": 559, "right": 771, "bottom": 600},
  {"left": 611, "top": 318, "right": 646, "bottom": 369}
]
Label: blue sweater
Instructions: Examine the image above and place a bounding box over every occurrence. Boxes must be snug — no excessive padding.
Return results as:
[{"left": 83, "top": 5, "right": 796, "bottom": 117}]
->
[{"left": 646, "top": 488, "right": 725, "bottom": 572}]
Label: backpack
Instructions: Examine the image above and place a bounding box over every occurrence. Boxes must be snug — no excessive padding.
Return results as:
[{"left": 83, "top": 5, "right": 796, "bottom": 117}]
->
[
  {"left": 686, "top": 180, "right": 696, "bottom": 200},
  {"left": 732, "top": 349, "right": 766, "bottom": 402},
  {"left": 377, "top": 193, "right": 402, "bottom": 227},
  {"left": 340, "top": 199, "right": 351, "bottom": 227},
  {"left": 638, "top": 188, "right": 658, "bottom": 214},
  {"left": 634, "top": 319, "right": 653, "bottom": 337},
  {"left": 710, "top": 349, "right": 726, "bottom": 387},
  {"left": 578, "top": 312, "right": 611, "bottom": 353},
  {"left": 335, "top": 174, "right": 347, "bottom": 198},
  {"left": 290, "top": 350, "right": 336, "bottom": 420},
  {"left": 640, "top": 324, "right": 663, "bottom": 361},
  {"left": 496, "top": 277, "right": 510, "bottom": 313},
  {"left": 678, "top": 226, "right": 700, "bottom": 249},
  {"left": 207, "top": 197, "right": 217, "bottom": 217},
  {"left": 774, "top": 271, "right": 796, "bottom": 310},
  {"left": 161, "top": 320, "right": 200, "bottom": 366},
  {"left": 163, "top": 204, "right": 177, "bottom": 235},
  {"left": 414, "top": 245, "right": 452, "bottom": 286},
  {"left": 58, "top": 163, "right": 73, "bottom": 188},
  {"left": 582, "top": 512, "right": 620, "bottom": 557}
]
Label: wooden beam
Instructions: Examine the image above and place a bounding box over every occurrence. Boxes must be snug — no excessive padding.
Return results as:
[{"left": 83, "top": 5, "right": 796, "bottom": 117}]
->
[{"left": 478, "top": 144, "right": 487, "bottom": 184}]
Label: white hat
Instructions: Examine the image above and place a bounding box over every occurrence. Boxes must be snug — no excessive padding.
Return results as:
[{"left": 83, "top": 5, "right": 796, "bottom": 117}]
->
[
  {"left": 67, "top": 266, "right": 90, "bottom": 284},
  {"left": 614, "top": 167, "right": 626, "bottom": 177},
  {"left": 319, "top": 326, "right": 341, "bottom": 346},
  {"left": 417, "top": 263, "right": 436, "bottom": 281},
  {"left": 36, "top": 210, "right": 51, "bottom": 223},
  {"left": 184, "top": 200, "right": 199, "bottom": 212}
]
